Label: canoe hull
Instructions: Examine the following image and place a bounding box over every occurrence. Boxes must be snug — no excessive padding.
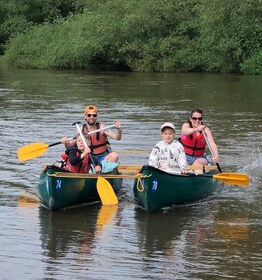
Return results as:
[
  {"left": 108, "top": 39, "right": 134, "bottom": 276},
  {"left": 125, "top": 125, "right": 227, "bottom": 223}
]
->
[
  {"left": 133, "top": 165, "right": 219, "bottom": 212},
  {"left": 38, "top": 165, "right": 122, "bottom": 211}
]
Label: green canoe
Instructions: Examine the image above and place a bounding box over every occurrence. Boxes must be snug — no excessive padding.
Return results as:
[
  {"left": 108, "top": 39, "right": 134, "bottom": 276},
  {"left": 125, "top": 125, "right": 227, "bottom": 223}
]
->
[
  {"left": 133, "top": 165, "right": 219, "bottom": 212},
  {"left": 38, "top": 165, "right": 122, "bottom": 211}
]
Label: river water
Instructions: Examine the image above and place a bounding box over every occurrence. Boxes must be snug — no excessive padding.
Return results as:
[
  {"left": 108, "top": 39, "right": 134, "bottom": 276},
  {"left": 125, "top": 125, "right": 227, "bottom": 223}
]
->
[{"left": 0, "top": 67, "right": 261, "bottom": 280}]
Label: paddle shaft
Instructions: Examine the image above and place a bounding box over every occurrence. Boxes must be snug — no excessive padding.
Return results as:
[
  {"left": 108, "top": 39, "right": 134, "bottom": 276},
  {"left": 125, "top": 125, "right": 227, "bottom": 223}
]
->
[
  {"left": 40, "top": 124, "right": 115, "bottom": 149},
  {"left": 18, "top": 124, "right": 116, "bottom": 162},
  {"left": 70, "top": 123, "right": 115, "bottom": 169},
  {"left": 75, "top": 123, "right": 118, "bottom": 205},
  {"left": 202, "top": 130, "right": 222, "bottom": 173},
  {"left": 76, "top": 123, "right": 116, "bottom": 169},
  {"left": 75, "top": 123, "right": 98, "bottom": 173},
  {"left": 48, "top": 137, "right": 74, "bottom": 148}
]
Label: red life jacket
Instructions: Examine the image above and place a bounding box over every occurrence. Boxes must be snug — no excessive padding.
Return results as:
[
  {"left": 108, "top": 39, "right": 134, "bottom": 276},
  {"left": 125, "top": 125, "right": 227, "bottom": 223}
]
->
[
  {"left": 64, "top": 149, "right": 91, "bottom": 173},
  {"left": 180, "top": 132, "right": 206, "bottom": 156},
  {"left": 82, "top": 123, "right": 110, "bottom": 155}
]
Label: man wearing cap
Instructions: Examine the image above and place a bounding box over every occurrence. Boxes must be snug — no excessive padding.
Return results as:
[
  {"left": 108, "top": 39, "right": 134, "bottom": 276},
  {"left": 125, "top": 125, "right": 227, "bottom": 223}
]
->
[
  {"left": 81, "top": 105, "right": 122, "bottom": 164},
  {"left": 61, "top": 105, "right": 122, "bottom": 171},
  {"left": 149, "top": 122, "right": 187, "bottom": 173}
]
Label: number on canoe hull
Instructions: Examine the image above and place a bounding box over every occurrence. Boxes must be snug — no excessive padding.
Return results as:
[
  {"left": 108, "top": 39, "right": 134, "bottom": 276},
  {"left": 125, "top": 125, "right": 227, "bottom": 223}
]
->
[
  {"left": 152, "top": 179, "right": 158, "bottom": 193},
  {"left": 55, "top": 180, "right": 62, "bottom": 192}
]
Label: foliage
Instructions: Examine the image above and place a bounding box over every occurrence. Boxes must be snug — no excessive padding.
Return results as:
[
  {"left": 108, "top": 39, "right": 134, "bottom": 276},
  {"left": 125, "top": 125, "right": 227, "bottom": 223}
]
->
[
  {"left": 1, "top": 0, "right": 262, "bottom": 74},
  {"left": 240, "top": 50, "right": 262, "bottom": 75},
  {"left": 0, "top": 0, "right": 85, "bottom": 54},
  {"left": 197, "top": 0, "right": 262, "bottom": 74}
]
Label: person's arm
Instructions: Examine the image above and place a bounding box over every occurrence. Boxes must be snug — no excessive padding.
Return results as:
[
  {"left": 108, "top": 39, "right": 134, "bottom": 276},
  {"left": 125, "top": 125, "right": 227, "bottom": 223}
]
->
[
  {"left": 149, "top": 145, "right": 160, "bottom": 168},
  {"left": 67, "top": 149, "right": 82, "bottom": 165},
  {"left": 182, "top": 122, "right": 206, "bottom": 135},
  {"left": 61, "top": 137, "right": 77, "bottom": 148},
  {"left": 181, "top": 122, "right": 194, "bottom": 135},
  {"left": 204, "top": 128, "right": 219, "bottom": 163},
  {"left": 104, "top": 121, "right": 122, "bottom": 140},
  {"left": 89, "top": 153, "right": 102, "bottom": 172},
  {"left": 68, "top": 146, "right": 91, "bottom": 165},
  {"left": 176, "top": 143, "right": 188, "bottom": 172}
]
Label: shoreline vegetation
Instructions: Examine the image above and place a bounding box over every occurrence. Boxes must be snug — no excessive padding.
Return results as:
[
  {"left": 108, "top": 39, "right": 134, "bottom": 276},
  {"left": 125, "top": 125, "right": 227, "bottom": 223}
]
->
[{"left": 0, "top": 0, "right": 261, "bottom": 74}]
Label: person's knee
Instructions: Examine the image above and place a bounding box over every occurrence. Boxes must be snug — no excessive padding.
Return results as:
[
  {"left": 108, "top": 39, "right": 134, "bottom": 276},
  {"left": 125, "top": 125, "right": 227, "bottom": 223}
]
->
[
  {"left": 105, "top": 152, "right": 119, "bottom": 162},
  {"left": 193, "top": 158, "right": 207, "bottom": 166}
]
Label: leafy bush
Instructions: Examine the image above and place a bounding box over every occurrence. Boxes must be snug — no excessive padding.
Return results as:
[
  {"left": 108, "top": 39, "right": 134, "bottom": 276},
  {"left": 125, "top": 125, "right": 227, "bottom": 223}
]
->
[
  {"left": 240, "top": 50, "right": 262, "bottom": 75},
  {"left": 1, "top": 0, "right": 261, "bottom": 74}
]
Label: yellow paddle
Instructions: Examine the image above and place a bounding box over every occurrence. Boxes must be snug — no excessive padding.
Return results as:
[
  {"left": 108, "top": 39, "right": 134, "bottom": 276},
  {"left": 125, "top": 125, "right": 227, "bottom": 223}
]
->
[
  {"left": 117, "top": 164, "right": 249, "bottom": 186},
  {"left": 75, "top": 122, "right": 118, "bottom": 205},
  {"left": 198, "top": 172, "right": 249, "bottom": 186},
  {"left": 96, "top": 177, "right": 118, "bottom": 205},
  {"left": 201, "top": 130, "right": 249, "bottom": 186},
  {"left": 17, "top": 124, "right": 115, "bottom": 161},
  {"left": 18, "top": 141, "right": 65, "bottom": 161}
]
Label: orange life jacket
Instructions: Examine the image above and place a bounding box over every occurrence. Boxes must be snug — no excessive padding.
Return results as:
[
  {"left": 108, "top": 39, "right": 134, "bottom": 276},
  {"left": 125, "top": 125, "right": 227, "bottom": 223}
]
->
[
  {"left": 64, "top": 149, "right": 91, "bottom": 173},
  {"left": 82, "top": 123, "right": 110, "bottom": 155},
  {"left": 180, "top": 132, "right": 206, "bottom": 156}
]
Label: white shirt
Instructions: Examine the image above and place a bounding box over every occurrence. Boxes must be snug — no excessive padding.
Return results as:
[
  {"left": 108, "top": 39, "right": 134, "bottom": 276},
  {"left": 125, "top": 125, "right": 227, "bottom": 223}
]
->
[{"left": 149, "top": 140, "right": 187, "bottom": 171}]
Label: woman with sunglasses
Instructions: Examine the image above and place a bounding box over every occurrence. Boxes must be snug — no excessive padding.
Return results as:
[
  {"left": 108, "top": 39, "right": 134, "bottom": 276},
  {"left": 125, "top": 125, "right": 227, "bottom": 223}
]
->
[{"left": 180, "top": 108, "right": 219, "bottom": 166}]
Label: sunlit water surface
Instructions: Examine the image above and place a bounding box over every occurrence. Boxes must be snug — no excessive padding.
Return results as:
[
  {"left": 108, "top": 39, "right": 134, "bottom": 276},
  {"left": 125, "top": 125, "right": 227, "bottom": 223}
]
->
[{"left": 0, "top": 68, "right": 261, "bottom": 279}]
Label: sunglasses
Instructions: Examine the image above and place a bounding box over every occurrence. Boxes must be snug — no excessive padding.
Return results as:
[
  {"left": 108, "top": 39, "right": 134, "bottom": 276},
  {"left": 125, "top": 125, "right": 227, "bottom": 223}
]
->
[
  {"left": 86, "top": 114, "right": 97, "bottom": 117},
  {"left": 191, "top": 117, "right": 203, "bottom": 121}
]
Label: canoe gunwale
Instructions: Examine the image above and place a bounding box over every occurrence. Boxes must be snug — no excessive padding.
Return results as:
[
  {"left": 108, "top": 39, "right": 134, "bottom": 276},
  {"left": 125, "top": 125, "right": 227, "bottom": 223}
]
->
[
  {"left": 138, "top": 165, "right": 218, "bottom": 181},
  {"left": 43, "top": 164, "right": 122, "bottom": 178}
]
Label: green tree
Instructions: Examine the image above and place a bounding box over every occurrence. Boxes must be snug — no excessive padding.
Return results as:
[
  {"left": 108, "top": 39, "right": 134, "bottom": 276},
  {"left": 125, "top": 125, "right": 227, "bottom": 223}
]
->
[
  {"left": 0, "top": 0, "right": 86, "bottom": 54},
  {"left": 1, "top": 0, "right": 261, "bottom": 74},
  {"left": 197, "top": 0, "right": 262, "bottom": 73}
]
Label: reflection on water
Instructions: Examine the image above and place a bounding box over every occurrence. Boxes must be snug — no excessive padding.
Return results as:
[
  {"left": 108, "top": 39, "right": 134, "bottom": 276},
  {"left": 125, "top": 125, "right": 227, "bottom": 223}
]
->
[
  {"left": 0, "top": 67, "right": 261, "bottom": 279},
  {"left": 96, "top": 205, "right": 118, "bottom": 233},
  {"left": 135, "top": 207, "right": 192, "bottom": 257},
  {"left": 214, "top": 217, "right": 250, "bottom": 240},
  {"left": 39, "top": 205, "right": 99, "bottom": 260},
  {"left": 134, "top": 201, "right": 256, "bottom": 280}
]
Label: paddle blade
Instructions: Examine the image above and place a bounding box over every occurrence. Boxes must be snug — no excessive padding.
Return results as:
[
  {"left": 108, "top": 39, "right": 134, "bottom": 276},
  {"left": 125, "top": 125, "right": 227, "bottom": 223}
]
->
[
  {"left": 17, "top": 142, "right": 48, "bottom": 161},
  {"left": 214, "top": 172, "right": 249, "bottom": 186},
  {"left": 97, "top": 177, "right": 118, "bottom": 205}
]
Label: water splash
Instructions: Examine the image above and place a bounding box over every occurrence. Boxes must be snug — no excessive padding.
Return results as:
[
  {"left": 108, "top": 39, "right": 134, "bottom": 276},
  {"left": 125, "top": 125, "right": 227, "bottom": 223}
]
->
[{"left": 240, "top": 149, "right": 262, "bottom": 185}]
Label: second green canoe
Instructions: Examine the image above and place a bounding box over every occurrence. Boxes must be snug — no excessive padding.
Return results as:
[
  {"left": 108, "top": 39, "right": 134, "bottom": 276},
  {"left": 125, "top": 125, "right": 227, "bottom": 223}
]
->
[{"left": 133, "top": 165, "right": 219, "bottom": 212}]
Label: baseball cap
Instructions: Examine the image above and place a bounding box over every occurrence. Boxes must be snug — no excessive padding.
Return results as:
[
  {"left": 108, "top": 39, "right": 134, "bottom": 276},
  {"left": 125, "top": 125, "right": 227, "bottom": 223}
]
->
[
  {"left": 84, "top": 105, "right": 97, "bottom": 115},
  {"left": 160, "top": 122, "right": 176, "bottom": 131}
]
